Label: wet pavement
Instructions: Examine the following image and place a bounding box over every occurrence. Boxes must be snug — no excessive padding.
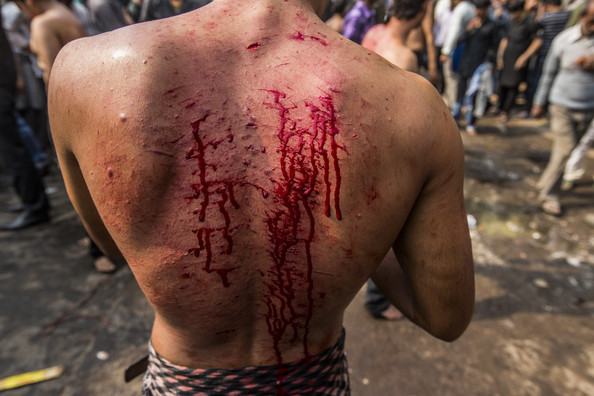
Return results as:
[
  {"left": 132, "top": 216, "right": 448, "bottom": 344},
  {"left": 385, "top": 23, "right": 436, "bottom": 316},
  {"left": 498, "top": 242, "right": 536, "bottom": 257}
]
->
[{"left": 1, "top": 115, "right": 593, "bottom": 395}]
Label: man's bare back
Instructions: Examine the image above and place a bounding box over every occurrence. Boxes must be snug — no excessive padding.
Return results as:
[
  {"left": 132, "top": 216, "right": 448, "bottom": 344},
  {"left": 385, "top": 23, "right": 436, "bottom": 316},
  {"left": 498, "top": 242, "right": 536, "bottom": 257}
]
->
[
  {"left": 362, "top": 22, "right": 419, "bottom": 72},
  {"left": 49, "top": 0, "right": 474, "bottom": 389}
]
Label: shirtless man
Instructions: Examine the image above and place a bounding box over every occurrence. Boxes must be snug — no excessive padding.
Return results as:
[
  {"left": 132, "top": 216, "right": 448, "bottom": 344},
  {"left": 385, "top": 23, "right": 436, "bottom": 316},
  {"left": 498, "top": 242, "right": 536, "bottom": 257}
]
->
[
  {"left": 362, "top": 0, "right": 428, "bottom": 72},
  {"left": 406, "top": 0, "right": 441, "bottom": 86},
  {"left": 12, "top": 0, "right": 86, "bottom": 86},
  {"left": 49, "top": 0, "right": 474, "bottom": 393}
]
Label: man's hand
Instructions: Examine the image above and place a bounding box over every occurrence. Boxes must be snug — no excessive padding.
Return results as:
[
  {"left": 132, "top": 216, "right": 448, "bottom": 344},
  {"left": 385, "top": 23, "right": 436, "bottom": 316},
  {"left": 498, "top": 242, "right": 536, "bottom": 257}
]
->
[
  {"left": 514, "top": 54, "right": 528, "bottom": 70},
  {"left": 576, "top": 55, "right": 594, "bottom": 71},
  {"left": 531, "top": 105, "right": 545, "bottom": 118},
  {"left": 440, "top": 54, "right": 449, "bottom": 63},
  {"left": 466, "top": 17, "right": 482, "bottom": 31},
  {"left": 428, "top": 67, "right": 441, "bottom": 87}
]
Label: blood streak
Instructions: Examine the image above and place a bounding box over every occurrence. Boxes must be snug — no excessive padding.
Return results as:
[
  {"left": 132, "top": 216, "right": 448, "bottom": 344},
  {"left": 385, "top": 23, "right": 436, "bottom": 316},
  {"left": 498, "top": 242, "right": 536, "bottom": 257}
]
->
[
  {"left": 263, "top": 90, "right": 344, "bottom": 393},
  {"left": 290, "top": 32, "right": 329, "bottom": 47},
  {"left": 185, "top": 113, "right": 240, "bottom": 286}
]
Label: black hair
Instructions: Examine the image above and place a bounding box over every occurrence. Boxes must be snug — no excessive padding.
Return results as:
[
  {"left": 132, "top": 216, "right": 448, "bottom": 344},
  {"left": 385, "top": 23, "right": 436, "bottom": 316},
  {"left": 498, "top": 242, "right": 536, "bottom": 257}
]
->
[
  {"left": 507, "top": 0, "right": 525, "bottom": 12},
  {"left": 543, "top": 0, "right": 562, "bottom": 6},
  {"left": 474, "top": 0, "right": 492, "bottom": 9},
  {"left": 386, "top": 0, "right": 426, "bottom": 21}
]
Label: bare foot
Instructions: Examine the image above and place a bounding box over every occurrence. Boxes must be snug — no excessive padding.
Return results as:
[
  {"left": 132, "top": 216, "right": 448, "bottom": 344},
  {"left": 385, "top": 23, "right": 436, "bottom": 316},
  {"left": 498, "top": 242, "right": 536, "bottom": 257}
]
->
[
  {"left": 94, "top": 256, "right": 117, "bottom": 273},
  {"left": 77, "top": 237, "right": 91, "bottom": 248},
  {"left": 377, "top": 304, "right": 404, "bottom": 321}
]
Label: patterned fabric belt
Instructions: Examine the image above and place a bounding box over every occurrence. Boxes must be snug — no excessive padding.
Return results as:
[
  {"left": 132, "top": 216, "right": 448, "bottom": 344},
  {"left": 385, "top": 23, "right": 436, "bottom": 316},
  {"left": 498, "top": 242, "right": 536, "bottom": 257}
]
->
[{"left": 142, "top": 329, "right": 350, "bottom": 395}]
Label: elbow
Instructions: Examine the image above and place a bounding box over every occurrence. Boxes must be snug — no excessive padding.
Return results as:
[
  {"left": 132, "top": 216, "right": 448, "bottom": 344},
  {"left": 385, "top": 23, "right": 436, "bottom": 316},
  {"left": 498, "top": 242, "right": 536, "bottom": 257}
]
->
[
  {"left": 418, "top": 296, "right": 475, "bottom": 342},
  {"left": 432, "top": 312, "right": 473, "bottom": 342},
  {"left": 427, "top": 309, "right": 474, "bottom": 342}
]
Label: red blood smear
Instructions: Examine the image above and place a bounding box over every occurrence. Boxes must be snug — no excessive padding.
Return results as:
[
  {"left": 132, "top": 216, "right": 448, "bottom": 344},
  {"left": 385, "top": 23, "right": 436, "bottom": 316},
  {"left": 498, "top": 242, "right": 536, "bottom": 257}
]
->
[
  {"left": 186, "top": 114, "right": 241, "bottom": 287},
  {"left": 290, "top": 32, "right": 328, "bottom": 47},
  {"left": 262, "top": 90, "right": 344, "bottom": 392}
]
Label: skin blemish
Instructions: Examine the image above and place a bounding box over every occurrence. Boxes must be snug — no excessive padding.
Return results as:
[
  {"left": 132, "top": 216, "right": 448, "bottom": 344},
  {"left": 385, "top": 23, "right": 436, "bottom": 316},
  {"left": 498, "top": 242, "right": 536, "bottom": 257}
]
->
[
  {"left": 119, "top": 113, "right": 127, "bottom": 122},
  {"left": 106, "top": 167, "right": 114, "bottom": 178},
  {"left": 247, "top": 42, "right": 260, "bottom": 50},
  {"left": 148, "top": 149, "right": 174, "bottom": 158}
]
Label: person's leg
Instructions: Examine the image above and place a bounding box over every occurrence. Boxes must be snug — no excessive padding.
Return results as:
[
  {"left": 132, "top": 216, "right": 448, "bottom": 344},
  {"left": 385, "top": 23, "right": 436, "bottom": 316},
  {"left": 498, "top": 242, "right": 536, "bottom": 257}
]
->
[
  {"left": 15, "top": 112, "right": 49, "bottom": 168},
  {"left": 562, "top": 117, "right": 594, "bottom": 188},
  {"left": 526, "top": 57, "right": 543, "bottom": 110},
  {"left": 501, "top": 85, "right": 518, "bottom": 116},
  {"left": 443, "top": 57, "right": 459, "bottom": 110},
  {"left": 89, "top": 237, "right": 117, "bottom": 273},
  {"left": 0, "top": 89, "right": 49, "bottom": 230},
  {"left": 537, "top": 105, "right": 587, "bottom": 214},
  {"left": 364, "top": 279, "right": 402, "bottom": 320},
  {"left": 452, "top": 75, "right": 468, "bottom": 125}
]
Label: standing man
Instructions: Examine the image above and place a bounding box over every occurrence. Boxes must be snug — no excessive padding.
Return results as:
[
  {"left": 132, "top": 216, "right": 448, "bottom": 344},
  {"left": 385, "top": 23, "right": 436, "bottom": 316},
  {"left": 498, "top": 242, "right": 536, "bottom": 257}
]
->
[
  {"left": 0, "top": 12, "right": 50, "bottom": 231},
  {"left": 452, "top": 0, "right": 499, "bottom": 134},
  {"left": 49, "top": 0, "right": 475, "bottom": 393},
  {"left": 439, "top": 0, "right": 476, "bottom": 109},
  {"left": 532, "top": 0, "right": 594, "bottom": 215},
  {"left": 362, "top": 0, "right": 428, "bottom": 72},
  {"left": 523, "top": 0, "right": 571, "bottom": 111},
  {"left": 11, "top": 0, "right": 87, "bottom": 87},
  {"left": 342, "top": 0, "right": 379, "bottom": 44}
]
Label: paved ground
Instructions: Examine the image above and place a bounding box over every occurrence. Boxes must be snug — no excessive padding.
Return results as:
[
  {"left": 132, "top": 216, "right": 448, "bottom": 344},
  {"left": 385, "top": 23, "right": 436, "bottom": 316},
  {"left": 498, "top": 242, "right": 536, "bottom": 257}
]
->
[{"left": 1, "top": 115, "right": 593, "bottom": 395}]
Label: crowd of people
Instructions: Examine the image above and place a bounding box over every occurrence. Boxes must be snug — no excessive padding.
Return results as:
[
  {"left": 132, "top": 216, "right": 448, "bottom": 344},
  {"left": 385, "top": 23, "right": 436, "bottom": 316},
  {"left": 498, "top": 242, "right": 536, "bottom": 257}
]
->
[{"left": 0, "top": 0, "right": 591, "bottom": 392}]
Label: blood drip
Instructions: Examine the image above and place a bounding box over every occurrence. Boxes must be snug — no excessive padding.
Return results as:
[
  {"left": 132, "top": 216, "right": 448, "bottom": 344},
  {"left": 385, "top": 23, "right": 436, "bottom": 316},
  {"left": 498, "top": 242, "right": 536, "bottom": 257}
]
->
[
  {"left": 263, "top": 90, "right": 344, "bottom": 393},
  {"left": 186, "top": 114, "right": 240, "bottom": 286}
]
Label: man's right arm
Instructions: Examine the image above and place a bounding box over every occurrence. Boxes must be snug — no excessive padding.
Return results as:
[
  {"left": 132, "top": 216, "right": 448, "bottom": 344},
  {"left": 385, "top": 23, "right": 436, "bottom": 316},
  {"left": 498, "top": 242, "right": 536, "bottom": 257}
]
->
[
  {"left": 371, "top": 82, "right": 474, "bottom": 341},
  {"left": 48, "top": 41, "right": 122, "bottom": 258}
]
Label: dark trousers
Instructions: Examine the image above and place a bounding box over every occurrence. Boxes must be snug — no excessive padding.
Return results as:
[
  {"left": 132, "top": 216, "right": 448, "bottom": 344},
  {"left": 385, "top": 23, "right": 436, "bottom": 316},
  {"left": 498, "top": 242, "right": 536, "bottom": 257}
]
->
[
  {"left": 499, "top": 85, "right": 519, "bottom": 114},
  {"left": 0, "top": 88, "right": 48, "bottom": 212},
  {"left": 364, "top": 279, "right": 390, "bottom": 316}
]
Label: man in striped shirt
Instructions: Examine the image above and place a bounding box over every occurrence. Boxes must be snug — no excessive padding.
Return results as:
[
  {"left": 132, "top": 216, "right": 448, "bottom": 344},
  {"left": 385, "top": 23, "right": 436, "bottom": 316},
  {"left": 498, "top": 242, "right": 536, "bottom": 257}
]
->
[{"left": 521, "top": 0, "right": 571, "bottom": 110}]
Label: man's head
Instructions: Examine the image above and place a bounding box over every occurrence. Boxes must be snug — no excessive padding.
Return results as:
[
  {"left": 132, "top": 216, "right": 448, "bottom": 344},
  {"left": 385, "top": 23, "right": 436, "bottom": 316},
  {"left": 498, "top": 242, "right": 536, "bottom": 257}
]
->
[
  {"left": 542, "top": 0, "right": 562, "bottom": 11},
  {"left": 10, "top": 0, "right": 43, "bottom": 19},
  {"left": 507, "top": 0, "right": 525, "bottom": 19},
  {"left": 386, "top": 0, "right": 427, "bottom": 22},
  {"left": 474, "top": 0, "right": 491, "bottom": 18},
  {"left": 581, "top": 0, "right": 594, "bottom": 36}
]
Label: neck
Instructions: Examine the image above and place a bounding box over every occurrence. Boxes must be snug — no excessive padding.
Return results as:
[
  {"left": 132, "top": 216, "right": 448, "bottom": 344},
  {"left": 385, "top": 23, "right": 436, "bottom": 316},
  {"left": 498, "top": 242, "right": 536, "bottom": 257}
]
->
[
  {"left": 30, "top": 0, "right": 56, "bottom": 15},
  {"left": 387, "top": 17, "right": 415, "bottom": 44}
]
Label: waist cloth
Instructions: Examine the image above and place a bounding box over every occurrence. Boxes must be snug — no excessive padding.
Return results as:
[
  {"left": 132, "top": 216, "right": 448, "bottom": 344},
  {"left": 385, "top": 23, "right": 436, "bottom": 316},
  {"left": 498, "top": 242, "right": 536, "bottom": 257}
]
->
[{"left": 142, "top": 329, "right": 350, "bottom": 395}]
